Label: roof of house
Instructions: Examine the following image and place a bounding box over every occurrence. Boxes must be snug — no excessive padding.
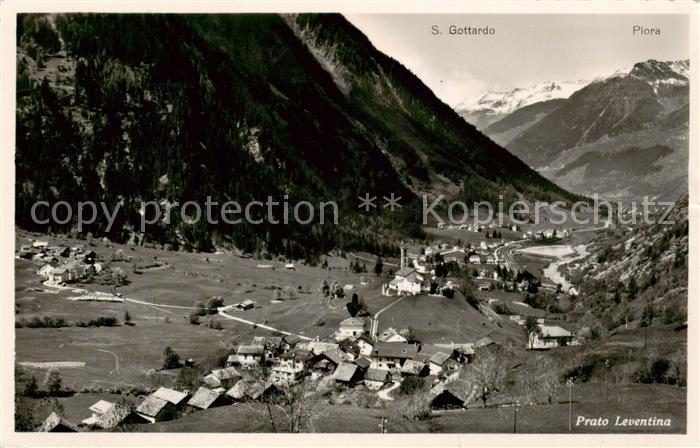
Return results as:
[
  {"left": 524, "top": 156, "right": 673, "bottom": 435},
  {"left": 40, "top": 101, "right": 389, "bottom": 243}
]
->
[
  {"left": 136, "top": 395, "right": 170, "bottom": 417},
  {"left": 94, "top": 403, "right": 135, "bottom": 429},
  {"left": 364, "top": 368, "right": 390, "bottom": 383},
  {"left": 187, "top": 387, "right": 222, "bottom": 409},
  {"left": 334, "top": 362, "right": 361, "bottom": 382},
  {"left": 89, "top": 399, "right": 114, "bottom": 415},
  {"left": 280, "top": 349, "right": 312, "bottom": 361},
  {"left": 377, "top": 327, "right": 406, "bottom": 343},
  {"left": 395, "top": 267, "right": 416, "bottom": 278},
  {"left": 401, "top": 359, "right": 428, "bottom": 375},
  {"left": 353, "top": 356, "right": 371, "bottom": 369},
  {"left": 430, "top": 385, "right": 467, "bottom": 404},
  {"left": 540, "top": 325, "right": 573, "bottom": 338},
  {"left": 296, "top": 341, "right": 338, "bottom": 355},
  {"left": 236, "top": 345, "right": 264, "bottom": 355},
  {"left": 226, "top": 380, "right": 270, "bottom": 400},
  {"left": 282, "top": 334, "right": 301, "bottom": 345},
  {"left": 152, "top": 387, "right": 188, "bottom": 406},
  {"left": 211, "top": 366, "right": 241, "bottom": 380},
  {"left": 225, "top": 381, "right": 251, "bottom": 400},
  {"left": 252, "top": 336, "right": 283, "bottom": 347},
  {"left": 314, "top": 348, "right": 345, "bottom": 366},
  {"left": 40, "top": 411, "right": 79, "bottom": 432},
  {"left": 339, "top": 317, "right": 368, "bottom": 328},
  {"left": 429, "top": 352, "right": 452, "bottom": 366},
  {"left": 372, "top": 342, "right": 419, "bottom": 359}
]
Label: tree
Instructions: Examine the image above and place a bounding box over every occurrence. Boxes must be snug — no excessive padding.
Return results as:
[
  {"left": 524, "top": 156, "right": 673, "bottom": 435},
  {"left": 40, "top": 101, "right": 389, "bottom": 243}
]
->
[
  {"left": 400, "top": 376, "right": 425, "bottom": 395},
  {"left": 163, "top": 346, "right": 181, "bottom": 369},
  {"left": 207, "top": 296, "right": 224, "bottom": 314},
  {"left": 124, "top": 310, "right": 131, "bottom": 322},
  {"left": 47, "top": 370, "right": 62, "bottom": 394},
  {"left": 524, "top": 316, "right": 541, "bottom": 349},
  {"left": 23, "top": 374, "right": 39, "bottom": 397},
  {"left": 463, "top": 347, "right": 509, "bottom": 407},
  {"left": 374, "top": 257, "right": 383, "bottom": 277},
  {"left": 253, "top": 375, "right": 324, "bottom": 433},
  {"left": 628, "top": 277, "right": 638, "bottom": 300}
]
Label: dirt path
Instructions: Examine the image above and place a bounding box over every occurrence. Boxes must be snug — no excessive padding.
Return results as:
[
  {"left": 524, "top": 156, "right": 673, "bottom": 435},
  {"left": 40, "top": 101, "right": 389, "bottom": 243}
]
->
[
  {"left": 377, "top": 381, "right": 400, "bottom": 401},
  {"left": 217, "top": 306, "right": 313, "bottom": 341},
  {"left": 348, "top": 252, "right": 399, "bottom": 268},
  {"left": 370, "top": 295, "right": 409, "bottom": 338}
]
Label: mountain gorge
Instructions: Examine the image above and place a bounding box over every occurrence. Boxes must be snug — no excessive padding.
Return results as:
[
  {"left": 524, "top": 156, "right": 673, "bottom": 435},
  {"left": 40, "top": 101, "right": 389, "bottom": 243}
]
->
[
  {"left": 15, "top": 13, "right": 577, "bottom": 258},
  {"left": 464, "top": 60, "right": 689, "bottom": 203}
]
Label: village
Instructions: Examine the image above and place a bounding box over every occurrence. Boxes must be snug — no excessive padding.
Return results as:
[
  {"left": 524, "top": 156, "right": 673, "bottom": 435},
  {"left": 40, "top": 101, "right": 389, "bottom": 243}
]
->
[{"left": 16, "top": 222, "right": 588, "bottom": 433}]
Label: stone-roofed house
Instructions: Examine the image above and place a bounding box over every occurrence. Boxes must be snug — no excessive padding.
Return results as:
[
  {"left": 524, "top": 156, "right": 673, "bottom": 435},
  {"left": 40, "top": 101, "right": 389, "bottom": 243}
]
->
[
  {"left": 136, "top": 395, "right": 177, "bottom": 423},
  {"left": 334, "top": 317, "right": 369, "bottom": 341},
  {"left": 333, "top": 362, "right": 364, "bottom": 385},
  {"left": 370, "top": 342, "right": 419, "bottom": 370},
  {"left": 364, "top": 368, "right": 392, "bottom": 391},
  {"left": 187, "top": 386, "right": 231, "bottom": 410},
  {"left": 400, "top": 359, "right": 430, "bottom": 377},
  {"left": 40, "top": 412, "right": 79, "bottom": 432}
]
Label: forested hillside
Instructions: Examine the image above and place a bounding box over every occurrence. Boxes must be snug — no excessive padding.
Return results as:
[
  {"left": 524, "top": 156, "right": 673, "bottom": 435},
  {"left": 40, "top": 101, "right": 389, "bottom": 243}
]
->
[{"left": 16, "top": 14, "right": 581, "bottom": 258}]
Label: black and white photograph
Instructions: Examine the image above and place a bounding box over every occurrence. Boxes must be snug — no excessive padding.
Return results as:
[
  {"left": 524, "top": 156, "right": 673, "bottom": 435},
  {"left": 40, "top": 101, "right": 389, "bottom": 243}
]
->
[{"left": 2, "top": 1, "right": 697, "bottom": 445}]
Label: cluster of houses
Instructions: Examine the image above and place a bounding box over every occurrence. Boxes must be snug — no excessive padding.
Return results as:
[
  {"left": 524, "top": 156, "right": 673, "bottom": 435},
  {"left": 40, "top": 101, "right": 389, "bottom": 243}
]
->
[
  {"left": 381, "top": 243, "right": 504, "bottom": 296},
  {"left": 522, "top": 228, "right": 571, "bottom": 240},
  {"left": 18, "top": 240, "right": 101, "bottom": 285},
  {"left": 436, "top": 222, "right": 519, "bottom": 233},
  {"left": 41, "top": 317, "right": 484, "bottom": 431}
]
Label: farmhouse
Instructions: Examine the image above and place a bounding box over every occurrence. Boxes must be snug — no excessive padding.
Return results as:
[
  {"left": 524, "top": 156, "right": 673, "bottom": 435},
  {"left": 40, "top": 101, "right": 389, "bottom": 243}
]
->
[
  {"left": 530, "top": 325, "right": 575, "bottom": 349},
  {"left": 82, "top": 402, "right": 147, "bottom": 429},
  {"left": 440, "top": 248, "right": 466, "bottom": 263},
  {"left": 203, "top": 367, "right": 241, "bottom": 388},
  {"left": 297, "top": 340, "right": 338, "bottom": 356},
  {"left": 334, "top": 317, "right": 368, "bottom": 341},
  {"left": 430, "top": 386, "right": 466, "bottom": 410},
  {"left": 48, "top": 267, "right": 71, "bottom": 284},
  {"left": 310, "top": 349, "right": 346, "bottom": 374},
  {"left": 226, "top": 380, "right": 278, "bottom": 402},
  {"left": 468, "top": 255, "right": 481, "bottom": 265},
  {"left": 377, "top": 327, "right": 407, "bottom": 343},
  {"left": 237, "top": 300, "right": 255, "bottom": 310},
  {"left": 188, "top": 387, "right": 231, "bottom": 410},
  {"left": 429, "top": 352, "right": 457, "bottom": 376},
  {"left": 152, "top": 387, "right": 189, "bottom": 408},
  {"left": 400, "top": 359, "right": 429, "bottom": 377},
  {"left": 270, "top": 349, "right": 312, "bottom": 384},
  {"left": 40, "top": 412, "right": 79, "bottom": 432},
  {"left": 136, "top": 396, "right": 177, "bottom": 423},
  {"left": 364, "top": 368, "right": 391, "bottom": 391},
  {"left": 370, "top": 342, "right": 419, "bottom": 370},
  {"left": 333, "top": 362, "right": 364, "bottom": 385},
  {"left": 355, "top": 334, "right": 374, "bottom": 356},
  {"left": 232, "top": 345, "right": 265, "bottom": 368}
]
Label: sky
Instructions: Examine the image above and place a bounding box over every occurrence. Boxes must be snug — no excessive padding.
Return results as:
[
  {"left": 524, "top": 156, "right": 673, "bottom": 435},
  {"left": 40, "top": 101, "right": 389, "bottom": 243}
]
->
[{"left": 346, "top": 14, "right": 690, "bottom": 107}]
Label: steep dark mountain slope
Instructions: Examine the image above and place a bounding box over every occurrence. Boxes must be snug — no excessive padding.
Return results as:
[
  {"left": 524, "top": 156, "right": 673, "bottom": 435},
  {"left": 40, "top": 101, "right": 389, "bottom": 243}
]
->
[{"left": 15, "top": 13, "right": 579, "bottom": 257}]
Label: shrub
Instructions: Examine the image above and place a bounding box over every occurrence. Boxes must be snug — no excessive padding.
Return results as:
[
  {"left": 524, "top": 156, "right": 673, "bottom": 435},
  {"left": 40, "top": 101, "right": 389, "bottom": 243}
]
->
[
  {"left": 163, "top": 346, "right": 181, "bottom": 369},
  {"left": 493, "top": 303, "right": 513, "bottom": 315},
  {"left": 399, "top": 376, "right": 425, "bottom": 395},
  {"left": 189, "top": 314, "right": 200, "bottom": 325},
  {"left": 207, "top": 296, "right": 224, "bottom": 315},
  {"left": 47, "top": 370, "right": 62, "bottom": 394}
]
